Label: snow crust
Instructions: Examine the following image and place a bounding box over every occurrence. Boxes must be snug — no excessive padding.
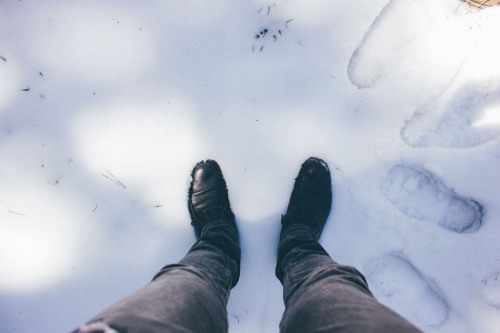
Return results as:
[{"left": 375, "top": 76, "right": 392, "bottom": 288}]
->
[{"left": 1, "top": 0, "right": 500, "bottom": 332}]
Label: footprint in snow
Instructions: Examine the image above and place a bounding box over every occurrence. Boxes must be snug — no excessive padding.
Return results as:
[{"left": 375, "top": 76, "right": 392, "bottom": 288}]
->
[
  {"left": 347, "top": 0, "right": 430, "bottom": 88},
  {"left": 364, "top": 252, "right": 449, "bottom": 327},
  {"left": 381, "top": 164, "right": 482, "bottom": 233},
  {"left": 401, "top": 80, "right": 500, "bottom": 148},
  {"left": 481, "top": 272, "right": 500, "bottom": 309}
]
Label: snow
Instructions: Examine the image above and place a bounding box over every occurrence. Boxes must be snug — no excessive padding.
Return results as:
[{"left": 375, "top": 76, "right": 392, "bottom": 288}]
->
[
  {"left": 364, "top": 252, "right": 449, "bottom": 328},
  {"left": 380, "top": 164, "right": 482, "bottom": 233},
  {"left": 1, "top": 0, "right": 500, "bottom": 332}
]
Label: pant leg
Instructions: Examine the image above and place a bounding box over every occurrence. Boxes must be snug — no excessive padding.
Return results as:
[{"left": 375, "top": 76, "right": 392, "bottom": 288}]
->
[
  {"left": 276, "top": 224, "right": 422, "bottom": 333},
  {"left": 76, "top": 219, "right": 240, "bottom": 333}
]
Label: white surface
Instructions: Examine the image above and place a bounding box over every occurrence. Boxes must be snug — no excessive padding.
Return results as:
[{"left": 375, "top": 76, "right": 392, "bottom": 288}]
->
[{"left": 1, "top": 0, "right": 500, "bottom": 332}]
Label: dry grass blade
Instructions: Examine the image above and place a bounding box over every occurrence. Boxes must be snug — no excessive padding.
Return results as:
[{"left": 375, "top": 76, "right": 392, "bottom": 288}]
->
[
  {"left": 8, "top": 210, "right": 26, "bottom": 215},
  {"left": 101, "top": 169, "right": 126, "bottom": 188}
]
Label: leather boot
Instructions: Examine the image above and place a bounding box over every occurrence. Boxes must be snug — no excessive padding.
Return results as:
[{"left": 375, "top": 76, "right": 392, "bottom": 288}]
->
[
  {"left": 188, "top": 160, "right": 235, "bottom": 239},
  {"left": 282, "top": 157, "right": 332, "bottom": 240}
]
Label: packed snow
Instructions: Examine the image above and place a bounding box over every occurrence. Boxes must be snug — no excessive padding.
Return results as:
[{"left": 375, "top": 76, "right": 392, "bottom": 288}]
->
[
  {"left": 380, "top": 164, "right": 483, "bottom": 233},
  {"left": 1, "top": 0, "right": 500, "bottom": 332},
  {"left": 364, "top": 252, "right": 449, "bottom": 328}
]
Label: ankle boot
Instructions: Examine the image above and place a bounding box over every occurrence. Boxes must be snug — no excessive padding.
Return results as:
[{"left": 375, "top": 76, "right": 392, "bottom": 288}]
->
[
  {"left": 188, "top": 160, "right": 235, "bottom": 239},
  {"left": 282, "top": 157, "right": 332, "bottom": 240}
]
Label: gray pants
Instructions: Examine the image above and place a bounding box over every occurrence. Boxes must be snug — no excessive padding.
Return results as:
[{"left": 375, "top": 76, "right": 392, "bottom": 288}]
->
[{"left": 76, "top": 219, "right": 421, "bottom": 333}]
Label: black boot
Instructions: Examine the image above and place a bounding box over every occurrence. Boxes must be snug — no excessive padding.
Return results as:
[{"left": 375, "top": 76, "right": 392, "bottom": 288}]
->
[
  {"left": 188, "top": 160, "right": 235, "bottom": 239},
  {"left": 282, "top": 157, "right": 332, "bottom": 240}
]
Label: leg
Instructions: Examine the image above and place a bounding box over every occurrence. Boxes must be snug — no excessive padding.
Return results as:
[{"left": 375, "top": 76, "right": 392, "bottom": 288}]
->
[
  {"left": 75, "top": 161, "right": 240, "bottom": 333},
  {"left": 276, "top": 158, "right": 421, "bottom": 333},
  {"left": 277, "top": 224, "right": 421, "bottom": 333}
]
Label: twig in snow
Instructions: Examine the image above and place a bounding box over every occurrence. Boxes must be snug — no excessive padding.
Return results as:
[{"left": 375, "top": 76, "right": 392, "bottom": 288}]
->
[
  {"left": 101, "top": 169, "right": 126, "bottom": 188},
  {"left": 0, "top": 56, "right": 6, "bottom": 62},
  {"left": 8, "top": 210, "right": 26, "bottom": 215}
]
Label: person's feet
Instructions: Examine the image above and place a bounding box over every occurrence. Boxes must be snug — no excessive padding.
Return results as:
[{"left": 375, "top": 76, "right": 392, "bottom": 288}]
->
[
  {"left": 282, "top": 157, "right": 332, "bottom": 240},
  {"left": 188, "top": 160, "right": 234, "bottom": 238}
]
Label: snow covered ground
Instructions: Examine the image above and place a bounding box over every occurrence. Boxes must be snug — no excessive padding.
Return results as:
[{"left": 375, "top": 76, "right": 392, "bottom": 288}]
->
[{"left": 1, "top": 0, "right": 500, "bottom": 332}]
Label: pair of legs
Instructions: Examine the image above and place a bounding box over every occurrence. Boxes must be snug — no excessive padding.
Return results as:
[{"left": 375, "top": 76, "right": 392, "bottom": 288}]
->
[{"left": 75, "top": 158, "right": 421, "bottom": 333}]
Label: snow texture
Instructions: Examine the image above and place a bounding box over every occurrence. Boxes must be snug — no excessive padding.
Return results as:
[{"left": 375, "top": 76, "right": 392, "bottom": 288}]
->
[
  {"left": 364, "top": 252, "right": 449, "bottom": 328},
  {"left": 381, "top": 164, "right": 483, "bottom": 233},
  {"left": 401, "top": 78, "right": 500, "bottom": 148},
  {"left": 1, "top": 0, "right": 500, "bottom": 332},
  {"left": 482, "top": 272, "right": 500, "bottom": 309},
  {"left": 348, "top": 0, "right": 430, "bottom": 89}
]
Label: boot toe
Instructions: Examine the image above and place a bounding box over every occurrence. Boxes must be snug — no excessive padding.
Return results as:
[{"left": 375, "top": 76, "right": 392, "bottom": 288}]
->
[
  {"left": 302, "top": 159, "right": 332, "bottom": 190},
  {"left": 191, "top": 160, "right": 222, "bottom": 192}
]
